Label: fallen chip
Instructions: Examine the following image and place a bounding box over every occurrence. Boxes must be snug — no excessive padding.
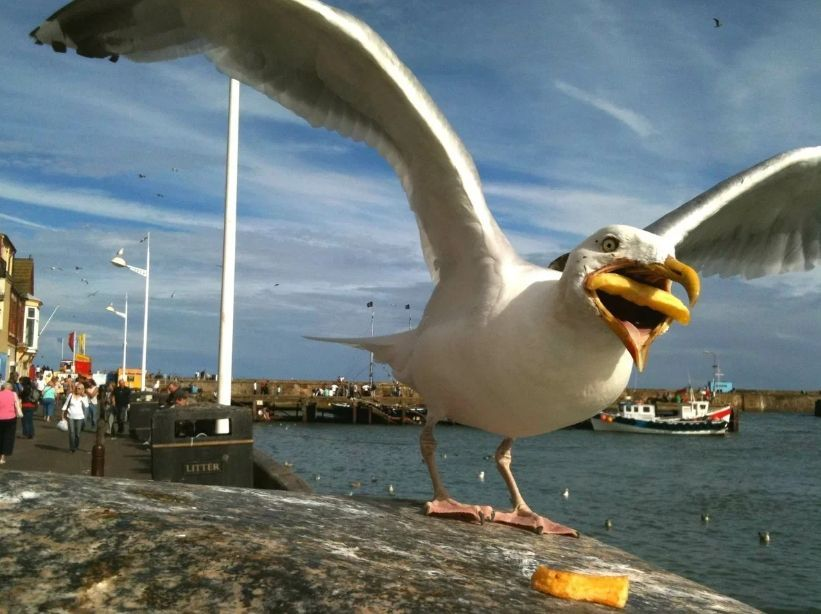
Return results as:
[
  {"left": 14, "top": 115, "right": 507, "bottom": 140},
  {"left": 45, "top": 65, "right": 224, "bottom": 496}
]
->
[{"left": 531, "top": 565, "right": 629, "bottom": 609}]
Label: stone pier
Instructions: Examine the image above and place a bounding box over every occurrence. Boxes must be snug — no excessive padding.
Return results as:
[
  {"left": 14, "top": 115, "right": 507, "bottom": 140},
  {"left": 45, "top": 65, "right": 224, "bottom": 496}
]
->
[{"left": 0, "top": 471, "right": 758, "bottom": 612}]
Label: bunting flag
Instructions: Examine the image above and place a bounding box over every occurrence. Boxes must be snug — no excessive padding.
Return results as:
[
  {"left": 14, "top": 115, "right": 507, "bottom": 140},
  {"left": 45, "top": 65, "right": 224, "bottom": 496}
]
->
[
  {"left": 67, "top": 331, "right": 75, "bottom": 352},
  {"left": 366, "top": 301, "right": 374, "bottom": 308},
  {"left": 78, "top": 333, "right": 86, "bottom": 355}
]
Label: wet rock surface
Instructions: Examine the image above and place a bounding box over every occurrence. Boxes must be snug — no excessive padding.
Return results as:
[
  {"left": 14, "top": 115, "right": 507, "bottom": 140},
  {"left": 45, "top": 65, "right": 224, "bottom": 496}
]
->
[{"left": 0, "top": 471, "right": 757, "bottom": 612}]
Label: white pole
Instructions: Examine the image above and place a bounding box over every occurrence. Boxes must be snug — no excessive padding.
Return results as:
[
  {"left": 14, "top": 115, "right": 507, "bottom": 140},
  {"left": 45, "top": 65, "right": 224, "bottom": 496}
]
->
[
  {"left": 122, "top": 293, "right": 128, "bottom": 380},
  {"left": 140, "top": 234, "right": 150, "bottom": 391},
  {"left": 369, "top": 307, "right": 374, "bottom": 389},
  {"left": 218, "top": 77, "right": 240, "bottom": 405},
  {"left": 39, "top": 305, "right": 60, "bottom": 336}
]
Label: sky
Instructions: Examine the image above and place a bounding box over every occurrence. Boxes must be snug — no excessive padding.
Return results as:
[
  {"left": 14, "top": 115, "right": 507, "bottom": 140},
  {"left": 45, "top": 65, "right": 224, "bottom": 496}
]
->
[{"left": 1, "top": 1, "right": 820, "bottom": 389}]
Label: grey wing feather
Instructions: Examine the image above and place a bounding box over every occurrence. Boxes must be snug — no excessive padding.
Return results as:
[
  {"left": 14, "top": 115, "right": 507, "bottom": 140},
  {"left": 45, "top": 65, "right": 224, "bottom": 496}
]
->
[
  {"left": 645, "top": 147, "right": 821, "bottom": 278},
  {"left": 31, "top": 0, "right": 517, "bottom": 286}
]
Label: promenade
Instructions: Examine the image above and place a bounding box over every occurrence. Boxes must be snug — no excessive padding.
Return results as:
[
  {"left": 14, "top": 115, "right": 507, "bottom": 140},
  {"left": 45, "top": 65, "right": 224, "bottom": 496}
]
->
[{"left": 1, "top": 415, "right": 150, "bottom": 480}]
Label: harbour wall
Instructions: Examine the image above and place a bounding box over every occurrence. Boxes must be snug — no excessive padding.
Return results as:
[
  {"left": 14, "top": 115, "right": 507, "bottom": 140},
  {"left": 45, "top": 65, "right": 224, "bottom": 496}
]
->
[
  {"left": 622, "top": 388, "right": 821, "bottom": 413},
  {"left": 168, "top": 378, "right": 820, "bottom": 413}
]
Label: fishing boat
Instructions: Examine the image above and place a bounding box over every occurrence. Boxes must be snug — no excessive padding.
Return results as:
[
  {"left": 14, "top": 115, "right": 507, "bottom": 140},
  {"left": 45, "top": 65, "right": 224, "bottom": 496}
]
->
[{"left": 592, "top": 394, "right": 732, "bottom": 436}]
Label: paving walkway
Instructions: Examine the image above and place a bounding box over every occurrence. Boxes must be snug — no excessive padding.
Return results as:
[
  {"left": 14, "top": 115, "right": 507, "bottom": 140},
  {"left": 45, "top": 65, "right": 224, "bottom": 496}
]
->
[{"left": 0, "top": 414, "right": 151, "bottom": 480}]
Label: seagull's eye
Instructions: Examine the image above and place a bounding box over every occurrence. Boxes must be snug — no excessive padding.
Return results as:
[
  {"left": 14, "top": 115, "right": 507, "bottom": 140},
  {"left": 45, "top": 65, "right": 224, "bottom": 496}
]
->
[{"left": 601, "top": 237, "right": 620, "bottom": 253}]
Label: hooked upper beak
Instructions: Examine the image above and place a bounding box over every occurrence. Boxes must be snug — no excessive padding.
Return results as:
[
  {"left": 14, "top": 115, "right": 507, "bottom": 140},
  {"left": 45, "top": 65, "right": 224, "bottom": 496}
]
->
[{"left": 585, "top": 256, "right": 700, "bottom": 371}]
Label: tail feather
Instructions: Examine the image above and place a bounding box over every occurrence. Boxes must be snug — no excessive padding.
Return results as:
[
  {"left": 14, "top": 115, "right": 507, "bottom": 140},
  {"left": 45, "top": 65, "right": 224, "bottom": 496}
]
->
[{"left": 305, "top": 329, "right": 416, "bottom": 380}]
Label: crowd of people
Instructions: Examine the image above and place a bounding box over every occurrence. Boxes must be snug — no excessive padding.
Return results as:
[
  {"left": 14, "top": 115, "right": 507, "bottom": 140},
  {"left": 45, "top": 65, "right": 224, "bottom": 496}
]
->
[{"left": 0, "top": 370, "right": 137, "bottom": 463}]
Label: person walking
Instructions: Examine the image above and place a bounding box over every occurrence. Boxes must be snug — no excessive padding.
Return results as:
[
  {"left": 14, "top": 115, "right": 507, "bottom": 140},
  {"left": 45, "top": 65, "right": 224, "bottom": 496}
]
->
[
  {"left": 111, "top": 380, "right": 131, "bottom": 437},
  {"left": 0, "top": 382, "right": 22, "bottom": 464},
  {"left": 61, "top": 382, "right": 89, "bottom": 453},
  {"left": 85, "top": 378, "right": 99, "bottom": 432},
  {"left": 41, "top": 377, "right": 57, "bottom": 423},
  {"left": 18, "top": 377, "right": 38, "bottom": 439}
]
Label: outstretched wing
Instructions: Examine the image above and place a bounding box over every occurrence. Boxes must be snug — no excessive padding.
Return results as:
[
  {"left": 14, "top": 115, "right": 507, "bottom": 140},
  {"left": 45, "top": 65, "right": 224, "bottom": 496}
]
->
[
  {"left": 31, "top": 0, "right": 517, "bottom": 284},
  {"left": 645, "top": 147, "right": 821, "bottom": 278}
]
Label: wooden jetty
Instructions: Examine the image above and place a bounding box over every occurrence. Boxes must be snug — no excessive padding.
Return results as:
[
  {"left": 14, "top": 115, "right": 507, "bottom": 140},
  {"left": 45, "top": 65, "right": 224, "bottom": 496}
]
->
[{"left": 250, "top": 395, "right": 425, "bottom": 425}]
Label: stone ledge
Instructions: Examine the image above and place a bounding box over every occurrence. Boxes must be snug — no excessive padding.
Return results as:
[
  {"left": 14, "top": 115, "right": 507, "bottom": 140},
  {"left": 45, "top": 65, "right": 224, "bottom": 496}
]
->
[{"left": 0, "top": 471, "right": 757, "bottom": 612}]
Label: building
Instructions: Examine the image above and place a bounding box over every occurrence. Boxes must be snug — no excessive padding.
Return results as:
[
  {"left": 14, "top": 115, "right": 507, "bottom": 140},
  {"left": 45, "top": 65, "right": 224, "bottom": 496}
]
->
[{"left": 0, "top": 234, "right": 42, "bottom": 380}]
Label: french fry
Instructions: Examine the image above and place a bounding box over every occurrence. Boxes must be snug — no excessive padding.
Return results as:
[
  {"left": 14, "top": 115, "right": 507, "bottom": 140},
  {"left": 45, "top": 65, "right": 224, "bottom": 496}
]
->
[{"left": 531, "top": 565, "right": 629, "bottom": 609}]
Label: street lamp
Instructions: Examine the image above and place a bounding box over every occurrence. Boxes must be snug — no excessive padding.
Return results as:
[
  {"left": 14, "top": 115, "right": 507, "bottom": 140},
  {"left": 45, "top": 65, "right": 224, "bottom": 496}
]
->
[
  {"left": 111, "top": 233, "right": 150, "bottom": 391},
  {"left": 106, "top": 294, "right": 128, "bottom": 381}
]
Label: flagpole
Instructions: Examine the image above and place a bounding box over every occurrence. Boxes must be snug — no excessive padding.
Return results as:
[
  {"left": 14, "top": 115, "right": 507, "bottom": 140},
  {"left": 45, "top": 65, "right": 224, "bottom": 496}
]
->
[
  {"left": 218, "top": 77, "right": 240, "bottom": 405},
  {"left": 368, "top": 303, "right": 374, "bottom": 390}
]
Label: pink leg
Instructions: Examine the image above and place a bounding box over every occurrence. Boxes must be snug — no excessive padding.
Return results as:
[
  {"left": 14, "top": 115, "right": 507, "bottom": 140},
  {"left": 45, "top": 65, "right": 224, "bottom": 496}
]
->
[
  {"left": 492, "top": 438, "right": 578, "bottom": 537},
  {"left": 421, "top": 423, "right": 493, "bottom": 523}
]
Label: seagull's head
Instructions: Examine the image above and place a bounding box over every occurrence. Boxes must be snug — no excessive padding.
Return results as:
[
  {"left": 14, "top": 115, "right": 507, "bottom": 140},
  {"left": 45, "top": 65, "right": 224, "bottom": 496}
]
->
[{"left": 558, "top": 225, "right": 700, "bottom": 371}]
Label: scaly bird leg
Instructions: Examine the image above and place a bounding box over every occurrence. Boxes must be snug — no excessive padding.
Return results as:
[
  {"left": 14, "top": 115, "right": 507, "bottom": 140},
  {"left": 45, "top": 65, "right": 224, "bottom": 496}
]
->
[
  {"left": 491, "top": 437, "right": 578, "bottom": 537},
  {"left": 421, "top": 422, "right": 492, "bottom": 523}
]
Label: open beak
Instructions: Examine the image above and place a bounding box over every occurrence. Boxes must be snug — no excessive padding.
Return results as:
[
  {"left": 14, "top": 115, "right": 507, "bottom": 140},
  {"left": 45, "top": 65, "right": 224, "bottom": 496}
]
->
[{"left": 584, "top": 256, "right": 700, "bottom": 371}]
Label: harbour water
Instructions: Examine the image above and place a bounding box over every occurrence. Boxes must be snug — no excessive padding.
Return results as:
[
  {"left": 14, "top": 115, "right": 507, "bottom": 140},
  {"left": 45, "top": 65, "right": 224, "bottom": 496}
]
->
[{"left": 255, "top": 413, "right": 820, "bottom": 613}]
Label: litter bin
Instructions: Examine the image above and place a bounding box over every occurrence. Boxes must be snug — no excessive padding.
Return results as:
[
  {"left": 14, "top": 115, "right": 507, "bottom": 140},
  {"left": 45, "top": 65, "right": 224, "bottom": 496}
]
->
[
  {"left": 151, "top": 404, "right": 253, "bottom": 487},
  {"left": 129, "top": 399, "right": 160, "bottom": 443}
]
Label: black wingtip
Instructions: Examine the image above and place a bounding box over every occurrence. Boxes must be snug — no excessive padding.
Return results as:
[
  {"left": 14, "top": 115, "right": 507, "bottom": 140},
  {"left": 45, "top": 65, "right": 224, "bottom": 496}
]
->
[
  {"left": 51, "top": 41, "right": 68, "bottom": 54},
  {"left": 548, "top": 253, "right": 570, "bottom": 272},
  {"left": 109, "top": 54, "right": 120, "bottom": 63}
]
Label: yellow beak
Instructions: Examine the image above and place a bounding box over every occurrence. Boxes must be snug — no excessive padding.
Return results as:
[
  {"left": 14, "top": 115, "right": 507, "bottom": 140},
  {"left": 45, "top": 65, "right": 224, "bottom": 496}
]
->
[{"left": 585, "top": 256, "right": 700, "bottom": 371}]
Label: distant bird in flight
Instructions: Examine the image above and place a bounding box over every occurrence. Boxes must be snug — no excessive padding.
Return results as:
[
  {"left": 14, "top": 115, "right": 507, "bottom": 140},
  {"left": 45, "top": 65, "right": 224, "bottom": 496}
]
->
[
  {"left": 80, "top": 278, "right": 89, "bottom": 285},
  {"left": 49, "top": 266, "right": 63, "bottom": 271},
  {"left": 170, "top": 291, "right": 175, "bottom": 298},
  {"left": 155, "top": 193, "right": 164, "bottom": 198},
  {"left": 138, "top": 173, "right": 146, "bottom": 178},
  {"left": 32, "top": 0, "right": 821, "bottom": 537},
  {"left": 87, "top": 290, "right": 99, "bottom": 297},
  {"left": 74, "top": 266, "right": 82, "bottom": 270},
  {"left": 713, "top": 18, "right": 721, "bottom": 28}
]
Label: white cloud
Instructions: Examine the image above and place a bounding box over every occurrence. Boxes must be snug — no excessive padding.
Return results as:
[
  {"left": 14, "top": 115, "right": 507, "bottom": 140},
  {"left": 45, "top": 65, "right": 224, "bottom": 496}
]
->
[
  {"left": 0, "top": 177, "right": 222, "bottom": 229},
  {"left": 554, "top": 80, "right": 656, "bottom": 139}
]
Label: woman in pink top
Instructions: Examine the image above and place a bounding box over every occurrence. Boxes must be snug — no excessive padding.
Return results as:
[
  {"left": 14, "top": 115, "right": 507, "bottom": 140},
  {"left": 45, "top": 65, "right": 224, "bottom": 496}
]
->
[{"left": 0, "top": 382, "right": 22, "bottom": 464}]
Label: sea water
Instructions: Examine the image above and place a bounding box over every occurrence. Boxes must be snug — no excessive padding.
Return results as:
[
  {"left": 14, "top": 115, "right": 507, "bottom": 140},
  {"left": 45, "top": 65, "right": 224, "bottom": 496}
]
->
[{"left": 254, "top": 413, "right": 821, "bottom": 613}]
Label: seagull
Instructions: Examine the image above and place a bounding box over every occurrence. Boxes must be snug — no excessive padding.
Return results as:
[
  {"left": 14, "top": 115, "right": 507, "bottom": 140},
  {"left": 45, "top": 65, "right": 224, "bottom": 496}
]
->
[
  {"left": 138, "top": 173, "right": 146, "bottom": 178},
  {"left": 31, "top": 0, "right": 821, "bottom": 536},
  {"left": 713, "top": 18, "right": 721, "bottom": 28}
]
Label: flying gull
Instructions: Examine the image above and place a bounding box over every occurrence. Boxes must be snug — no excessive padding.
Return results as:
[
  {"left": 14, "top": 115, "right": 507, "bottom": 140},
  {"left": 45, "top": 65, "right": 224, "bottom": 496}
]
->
[{"left": 32, "top": 0, "right": 821, "bottom": 536}]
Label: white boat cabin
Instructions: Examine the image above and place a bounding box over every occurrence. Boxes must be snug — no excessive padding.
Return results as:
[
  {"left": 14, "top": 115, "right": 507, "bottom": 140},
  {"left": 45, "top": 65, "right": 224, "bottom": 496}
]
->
[{"left": 616, "top": 398, "right": 713, "bottom": 421}]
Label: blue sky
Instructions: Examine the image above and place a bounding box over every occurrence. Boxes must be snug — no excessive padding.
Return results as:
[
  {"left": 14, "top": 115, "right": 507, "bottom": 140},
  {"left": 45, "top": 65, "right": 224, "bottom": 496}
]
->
[{"left": 1, "top": 1, "right": 819, "bottom": 389}]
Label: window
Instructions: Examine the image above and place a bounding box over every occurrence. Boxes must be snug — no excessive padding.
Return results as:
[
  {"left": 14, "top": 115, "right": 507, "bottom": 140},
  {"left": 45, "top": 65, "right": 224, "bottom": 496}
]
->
[{"left": 24, "top": 306, "right": 39, "bottom": 349}]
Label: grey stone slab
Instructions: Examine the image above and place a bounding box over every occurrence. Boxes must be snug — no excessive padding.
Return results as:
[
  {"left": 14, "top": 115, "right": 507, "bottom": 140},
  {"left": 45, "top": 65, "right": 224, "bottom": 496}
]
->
[{"left": 0, "top": 471, "right": 757, "bottom": 612}]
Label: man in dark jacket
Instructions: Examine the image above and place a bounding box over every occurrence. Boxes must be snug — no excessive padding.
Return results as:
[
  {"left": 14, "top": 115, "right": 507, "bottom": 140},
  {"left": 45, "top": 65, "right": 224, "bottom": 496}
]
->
[{"left": 112, "top": 380, "right": 131, "bottom": 436}]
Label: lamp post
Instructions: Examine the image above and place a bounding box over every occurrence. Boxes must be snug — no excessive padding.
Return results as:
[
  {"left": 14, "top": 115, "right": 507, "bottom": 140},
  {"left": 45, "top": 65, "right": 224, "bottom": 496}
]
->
[
  {"left": 106, "top": 294, "right": 128, "bottom": 381},
  {"left": 112, "top": 234, "right": 150, "bottom": 391}
]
